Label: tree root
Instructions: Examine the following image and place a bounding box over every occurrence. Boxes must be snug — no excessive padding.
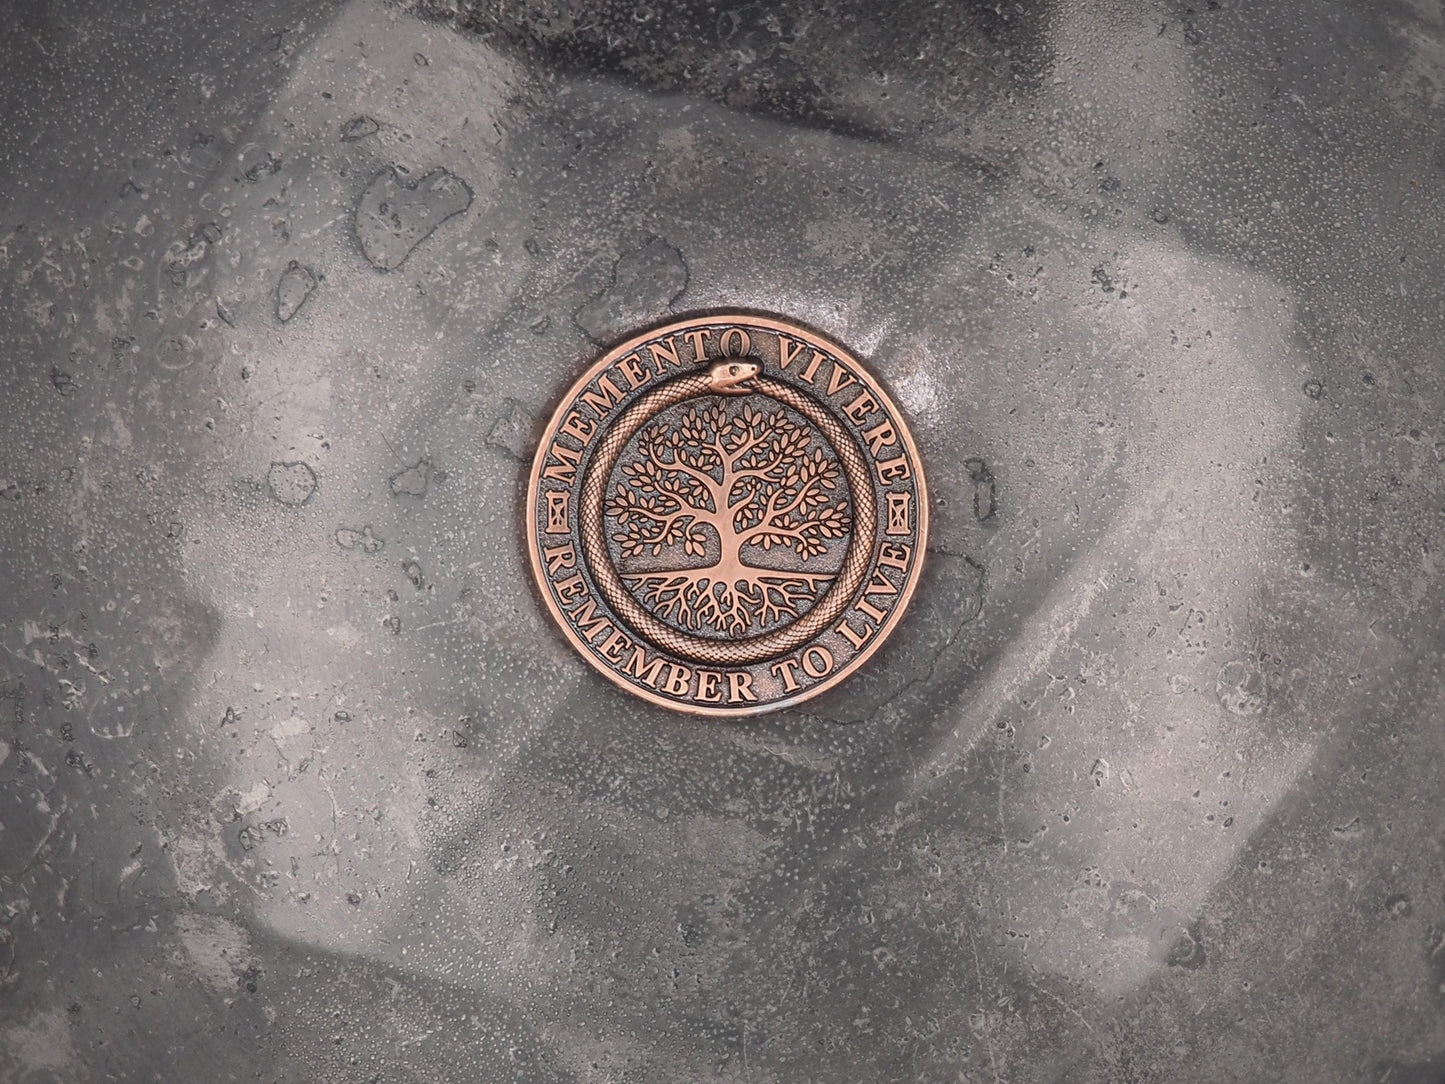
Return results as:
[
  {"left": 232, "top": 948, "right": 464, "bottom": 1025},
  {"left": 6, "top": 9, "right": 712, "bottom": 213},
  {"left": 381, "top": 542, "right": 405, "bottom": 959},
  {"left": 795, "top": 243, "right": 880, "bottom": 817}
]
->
[{"left": 625, "top": 567, "right": 834, "bottom": 636}]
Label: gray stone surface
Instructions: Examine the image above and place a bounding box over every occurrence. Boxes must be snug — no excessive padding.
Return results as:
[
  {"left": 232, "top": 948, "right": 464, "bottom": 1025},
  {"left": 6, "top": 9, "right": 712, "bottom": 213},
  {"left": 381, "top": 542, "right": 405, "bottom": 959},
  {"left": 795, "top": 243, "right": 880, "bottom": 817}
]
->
[{"left": 2, "top": 0, "right": 1445, "bottom": 1081}]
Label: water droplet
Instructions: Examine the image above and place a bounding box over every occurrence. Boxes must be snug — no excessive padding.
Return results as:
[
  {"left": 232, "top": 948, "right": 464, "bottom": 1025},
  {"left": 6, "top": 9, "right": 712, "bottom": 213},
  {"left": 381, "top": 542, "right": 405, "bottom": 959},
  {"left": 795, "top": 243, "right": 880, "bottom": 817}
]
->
[
  {"left": 965, "top": 457, "right": 996, "bottom": 521},
  {"left": 335, "top": 525, "right": 384, "bottom": 553},
  {"left": 1164, "top": 923, "right": 1206, "bottom": 969},
  {"left": 574, "top": 238, "right": 689, "bottom": 344},
  {"left": 267, "top": 461, "right": 317, "bottom": 506},
  {"left": 486, "top": 400, "right": 533, "bottom": 461},
  {"left": 389, "top": 459, "right": 430, "bottom": 498},
  {"left": 1215, "top": 659, "right": 1267, "bottom": 716},
  {"left": 275, "top": 261, "right": 317, "bottom": 323},
  {"left": 355, "top": 167, "right": 473, "bottom": 271},
  {"left": 340, "top": 115, "right": 379, "bottom": 142}
]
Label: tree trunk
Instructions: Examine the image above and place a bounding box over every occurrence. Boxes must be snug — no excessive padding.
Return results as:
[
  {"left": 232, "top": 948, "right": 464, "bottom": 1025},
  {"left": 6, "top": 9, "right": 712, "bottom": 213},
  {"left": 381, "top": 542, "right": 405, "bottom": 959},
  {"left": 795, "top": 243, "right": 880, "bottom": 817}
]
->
[{"left": 709, "top": 523, "right": 753, "bottom": 581}]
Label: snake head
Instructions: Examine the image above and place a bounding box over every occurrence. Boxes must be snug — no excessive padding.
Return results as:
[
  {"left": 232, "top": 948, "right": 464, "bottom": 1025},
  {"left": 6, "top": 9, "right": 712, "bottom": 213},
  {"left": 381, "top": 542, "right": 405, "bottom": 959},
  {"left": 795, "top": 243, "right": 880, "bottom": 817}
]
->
[{"left": 708, "top": 359, "right": 760, "bottom": 395}]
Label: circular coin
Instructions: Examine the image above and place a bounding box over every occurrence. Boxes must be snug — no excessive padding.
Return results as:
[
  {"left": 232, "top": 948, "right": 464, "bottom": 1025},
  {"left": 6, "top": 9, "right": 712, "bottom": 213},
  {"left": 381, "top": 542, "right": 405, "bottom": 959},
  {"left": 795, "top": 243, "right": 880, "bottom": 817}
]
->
[{"left": 527, "top": 314, "right": 928, "bottom": 716}]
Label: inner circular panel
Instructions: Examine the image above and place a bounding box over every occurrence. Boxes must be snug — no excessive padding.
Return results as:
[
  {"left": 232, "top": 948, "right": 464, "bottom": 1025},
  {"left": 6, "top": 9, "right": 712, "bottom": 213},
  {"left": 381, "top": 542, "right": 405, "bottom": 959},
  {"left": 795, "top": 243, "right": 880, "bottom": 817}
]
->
[{"left": 603, "top": 392, "right": 854, "bottom": 641}]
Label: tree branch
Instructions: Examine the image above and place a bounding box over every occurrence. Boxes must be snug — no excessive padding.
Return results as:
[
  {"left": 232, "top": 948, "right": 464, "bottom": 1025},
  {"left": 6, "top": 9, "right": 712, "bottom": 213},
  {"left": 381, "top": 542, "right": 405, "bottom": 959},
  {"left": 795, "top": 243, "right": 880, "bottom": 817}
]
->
[
  {"left": 770, "top": 475, "right": 823, "bottom": 521},
  {"left": 738, "top": 477, "right": 826, "bottom": 544},
  {"left": 644, "top": 443, "right": 721, "bottom": 507},
  {"left": 723, "top": 426, "right": 772, "bottom": 470},
  {"left": 624, "top": 505, "right": 692, "bottom": 537},
  {"left": 728, "top": 463, "right": 788, "bottom": 488},
  {"left": 739, "top": 522, "right": 811, "bottom": 545}
]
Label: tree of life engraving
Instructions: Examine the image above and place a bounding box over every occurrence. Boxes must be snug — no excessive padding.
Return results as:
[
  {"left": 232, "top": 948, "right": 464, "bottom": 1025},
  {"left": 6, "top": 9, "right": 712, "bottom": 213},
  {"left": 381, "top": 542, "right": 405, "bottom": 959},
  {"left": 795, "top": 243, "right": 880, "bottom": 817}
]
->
[{"left": 606, "top": 400, "right": 852, "bottom": 637}]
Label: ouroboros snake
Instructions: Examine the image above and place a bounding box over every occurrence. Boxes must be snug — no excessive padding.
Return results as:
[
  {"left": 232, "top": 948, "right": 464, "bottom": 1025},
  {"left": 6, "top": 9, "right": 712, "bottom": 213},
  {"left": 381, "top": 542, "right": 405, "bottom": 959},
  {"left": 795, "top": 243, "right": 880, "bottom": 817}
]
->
[{"left": 579, "top": 360, "right": 877, "bottom": 666}]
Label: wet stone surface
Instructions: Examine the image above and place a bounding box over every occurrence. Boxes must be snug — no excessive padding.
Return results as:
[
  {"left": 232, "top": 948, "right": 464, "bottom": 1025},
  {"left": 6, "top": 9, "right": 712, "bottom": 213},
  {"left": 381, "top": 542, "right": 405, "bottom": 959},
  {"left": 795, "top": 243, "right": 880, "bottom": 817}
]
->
[{"left": 3, "top": 1, "right": 1445, "bottom": 1082}]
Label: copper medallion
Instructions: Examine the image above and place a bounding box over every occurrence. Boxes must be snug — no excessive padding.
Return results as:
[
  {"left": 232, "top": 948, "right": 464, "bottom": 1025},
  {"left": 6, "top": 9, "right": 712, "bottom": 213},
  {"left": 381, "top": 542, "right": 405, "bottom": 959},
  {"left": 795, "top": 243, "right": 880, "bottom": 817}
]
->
[{"left": 527, "top": 315, "right": 928, "bottom": 716}]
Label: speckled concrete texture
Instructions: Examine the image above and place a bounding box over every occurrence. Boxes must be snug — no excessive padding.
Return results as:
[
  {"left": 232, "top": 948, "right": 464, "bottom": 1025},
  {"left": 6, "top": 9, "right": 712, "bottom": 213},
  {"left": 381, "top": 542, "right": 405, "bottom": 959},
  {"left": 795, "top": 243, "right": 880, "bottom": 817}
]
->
[{"left": 2, "top": 1, "right": 1444, "bottom": 1081}]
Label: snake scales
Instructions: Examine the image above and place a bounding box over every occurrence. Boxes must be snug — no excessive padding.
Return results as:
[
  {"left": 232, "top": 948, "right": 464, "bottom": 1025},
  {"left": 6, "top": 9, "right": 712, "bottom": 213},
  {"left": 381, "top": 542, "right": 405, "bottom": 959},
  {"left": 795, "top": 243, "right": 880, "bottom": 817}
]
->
[{"left": 579, "top": 361, "right": 877, "bottom": 666}]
